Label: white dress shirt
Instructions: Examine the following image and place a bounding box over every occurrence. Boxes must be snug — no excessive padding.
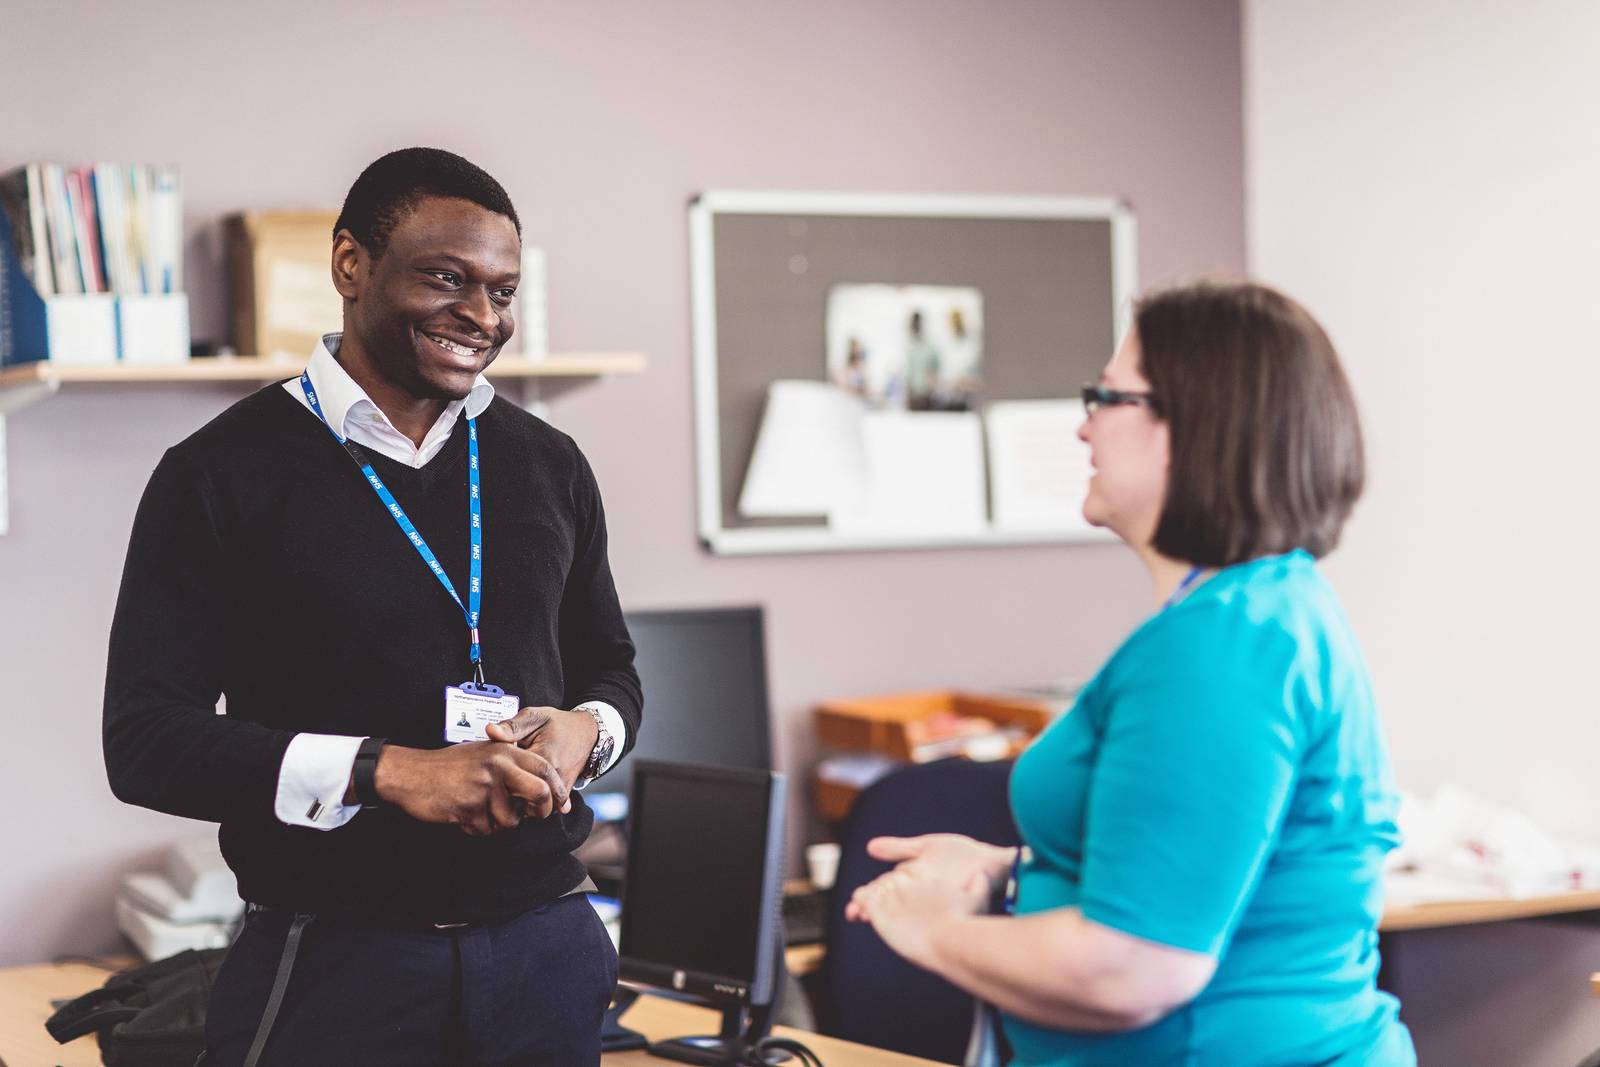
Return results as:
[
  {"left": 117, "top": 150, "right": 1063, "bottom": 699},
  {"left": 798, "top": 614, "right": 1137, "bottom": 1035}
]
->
[{"left": 272, "top": 334, "right": 627, "bottom": 829}]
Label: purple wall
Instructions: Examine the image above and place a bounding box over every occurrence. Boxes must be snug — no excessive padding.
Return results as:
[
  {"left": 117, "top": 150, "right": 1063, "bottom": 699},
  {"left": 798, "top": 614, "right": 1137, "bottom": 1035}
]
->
[{"left": 0, "top": 0, "right": 1245, "bottom": 965}]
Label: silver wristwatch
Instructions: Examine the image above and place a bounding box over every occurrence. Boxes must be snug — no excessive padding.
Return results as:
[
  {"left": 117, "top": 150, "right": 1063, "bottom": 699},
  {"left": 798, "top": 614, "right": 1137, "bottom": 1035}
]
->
[{"left": 578, "top": 705, "right": 614, "bottom": 785}]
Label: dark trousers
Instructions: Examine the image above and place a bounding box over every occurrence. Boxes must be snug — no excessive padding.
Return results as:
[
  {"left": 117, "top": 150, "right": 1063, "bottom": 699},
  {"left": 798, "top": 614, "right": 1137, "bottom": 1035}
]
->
[{"left": 204, "top": 894, "right": 618, "bottom": 1067}]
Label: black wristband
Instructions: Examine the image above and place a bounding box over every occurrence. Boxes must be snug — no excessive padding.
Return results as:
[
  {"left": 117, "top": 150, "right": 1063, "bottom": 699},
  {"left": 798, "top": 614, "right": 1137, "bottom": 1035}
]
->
[{"left": 353, "top": 737, "right": 386, "bottom": 808}]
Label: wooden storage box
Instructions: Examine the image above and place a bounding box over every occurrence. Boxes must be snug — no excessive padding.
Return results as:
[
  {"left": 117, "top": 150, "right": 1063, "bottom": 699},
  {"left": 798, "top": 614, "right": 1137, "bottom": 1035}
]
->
[
  {"left": 815, "top": 689, "right": 1052, "bottom": 762},
  {"left": 813, "top": 777, "right": 865, "bottom": 824},
  {"left": 812, "top": 690, "right": 1055, "bottom": 822}
]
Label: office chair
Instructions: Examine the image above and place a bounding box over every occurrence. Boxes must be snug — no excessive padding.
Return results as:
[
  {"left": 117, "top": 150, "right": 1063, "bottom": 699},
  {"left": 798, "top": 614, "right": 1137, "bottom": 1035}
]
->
[{"left": 816, "top": 757, "right": 1020, "bottom": 1064}]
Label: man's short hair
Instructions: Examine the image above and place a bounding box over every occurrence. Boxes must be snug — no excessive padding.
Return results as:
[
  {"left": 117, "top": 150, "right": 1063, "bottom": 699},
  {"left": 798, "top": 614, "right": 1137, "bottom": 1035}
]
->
[
  {"left": 333, "top": 147, "right": 521, "bottom": 258},
  {"left": 1139, "top": 281, "right": 1366, "bottom": 567}
]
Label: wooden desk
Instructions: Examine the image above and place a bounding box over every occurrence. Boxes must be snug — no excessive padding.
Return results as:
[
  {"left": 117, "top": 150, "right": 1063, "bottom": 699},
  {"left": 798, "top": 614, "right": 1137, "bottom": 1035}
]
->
[
  {"left": 608, "top": 994, "right": 937, "bottom": 1066},
  {"left": 781, "top": 890, "right": 1600, "bottom": 983},
  {"left": 1380, "top": 889, "right": 1600, "bottom": 932},
  {"left": 1375, "top": 889, "right": 1600, "bottom": 1001},
  {"left": 0, "top": 961, "right": 938, "bottom": 1067},
  {"left": 786, "top": 942, "right": 826, "bottom": 977},
  {"left": 0, "top": 962, "right": 102, "bottom": 1067}
]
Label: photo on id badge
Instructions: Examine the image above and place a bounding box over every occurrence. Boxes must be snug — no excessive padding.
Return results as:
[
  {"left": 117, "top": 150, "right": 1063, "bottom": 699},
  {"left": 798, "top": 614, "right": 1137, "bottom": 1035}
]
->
[{"left": 444, "top": 682, "right": 520, "bottom": 744}]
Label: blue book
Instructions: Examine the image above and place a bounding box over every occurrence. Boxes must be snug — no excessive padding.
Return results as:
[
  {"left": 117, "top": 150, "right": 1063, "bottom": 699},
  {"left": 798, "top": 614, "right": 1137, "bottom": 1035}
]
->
[{"left": 0, "top": 203, "right": 50, "bottom": 367}]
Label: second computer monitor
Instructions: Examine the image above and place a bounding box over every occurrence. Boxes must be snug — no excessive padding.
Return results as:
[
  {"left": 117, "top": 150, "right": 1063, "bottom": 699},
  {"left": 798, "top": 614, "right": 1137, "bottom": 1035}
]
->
[
  {"left": 592, "top": 607, "right": 773, "bottom": 802},
  {"left": 618, "top": 760, "right": 788, "bottom": 1011}
]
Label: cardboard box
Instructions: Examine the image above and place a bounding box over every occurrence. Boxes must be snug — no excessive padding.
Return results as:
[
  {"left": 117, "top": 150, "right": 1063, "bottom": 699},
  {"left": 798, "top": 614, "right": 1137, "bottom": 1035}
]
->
[
  {"left": 225, "top": 212, "right": 341, "bottom": 359},
  {"left": 815, "top": 689, "right": 1051, "bottom": 762},
  {"left": 813, "top": 777, "right": 864, "bottom": 824},
  {"left": 812, "top": 689, "right": 1055, "bottom": 822}
]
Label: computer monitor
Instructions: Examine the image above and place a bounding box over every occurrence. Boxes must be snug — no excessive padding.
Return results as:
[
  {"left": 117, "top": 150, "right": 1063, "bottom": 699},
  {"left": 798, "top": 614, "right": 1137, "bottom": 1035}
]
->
[
  {"left": 618, "top": 760, "right": 788, "bottom": 1065},
  {"left": 589, "top": 607, "right": 773, "bottom": 810}
]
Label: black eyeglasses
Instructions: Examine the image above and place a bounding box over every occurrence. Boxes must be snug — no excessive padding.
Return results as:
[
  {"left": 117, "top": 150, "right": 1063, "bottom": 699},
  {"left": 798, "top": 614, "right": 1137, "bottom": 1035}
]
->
[{"left": 1081, "top": 384, "right": 1160, "bottom": 417}]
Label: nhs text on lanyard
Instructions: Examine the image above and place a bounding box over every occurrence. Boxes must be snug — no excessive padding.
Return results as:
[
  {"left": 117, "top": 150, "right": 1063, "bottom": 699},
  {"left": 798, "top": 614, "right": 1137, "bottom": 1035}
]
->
[{"left": 300, "top": 373, "right": 517, "bottom": 742}]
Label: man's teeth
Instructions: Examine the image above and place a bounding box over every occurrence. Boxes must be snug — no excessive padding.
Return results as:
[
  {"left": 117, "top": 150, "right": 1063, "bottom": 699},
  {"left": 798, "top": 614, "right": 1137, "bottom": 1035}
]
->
[{"left": 428, "top": 335, "right": 479, "bottom": 357}]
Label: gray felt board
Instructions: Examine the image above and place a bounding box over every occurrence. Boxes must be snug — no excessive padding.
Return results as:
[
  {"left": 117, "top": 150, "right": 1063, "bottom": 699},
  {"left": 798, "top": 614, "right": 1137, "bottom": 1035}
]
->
[{"left": 709, "top": 211, "right": 1118, "bottom": 532}]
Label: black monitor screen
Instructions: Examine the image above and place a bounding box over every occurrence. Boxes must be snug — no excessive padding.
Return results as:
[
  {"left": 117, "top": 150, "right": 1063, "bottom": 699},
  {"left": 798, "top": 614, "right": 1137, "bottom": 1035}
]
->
[
  {"left": 618, "top": 762, "right": 785, "bottom": 1005},
  {"left": 593, "top": 608, "right": 771, "bottom": 800}
]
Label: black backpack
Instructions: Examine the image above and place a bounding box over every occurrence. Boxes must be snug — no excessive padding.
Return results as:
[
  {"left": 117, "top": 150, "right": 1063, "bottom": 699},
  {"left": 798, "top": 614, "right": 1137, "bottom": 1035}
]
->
[{"left": 45, "top": 949, "right": 225, "bottom": 1066}]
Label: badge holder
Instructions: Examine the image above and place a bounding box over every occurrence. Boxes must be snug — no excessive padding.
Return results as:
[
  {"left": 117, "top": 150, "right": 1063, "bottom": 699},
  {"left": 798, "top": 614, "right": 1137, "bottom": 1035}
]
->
[{"left": 443, "top": 678, "right": 520, "bottom": 745}]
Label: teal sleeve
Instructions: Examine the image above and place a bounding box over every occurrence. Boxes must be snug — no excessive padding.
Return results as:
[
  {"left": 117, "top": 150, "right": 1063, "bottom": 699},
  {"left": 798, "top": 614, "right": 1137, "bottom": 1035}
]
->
[{"left": 1077, "top": 618, "right": 1305, "bottom": 956}]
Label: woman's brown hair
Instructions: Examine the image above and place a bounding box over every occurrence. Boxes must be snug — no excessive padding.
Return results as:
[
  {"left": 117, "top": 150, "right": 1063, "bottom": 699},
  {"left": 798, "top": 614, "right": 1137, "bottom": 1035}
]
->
[{"left": 1137, "top": 281, "right": 1365, "bottom": 567}]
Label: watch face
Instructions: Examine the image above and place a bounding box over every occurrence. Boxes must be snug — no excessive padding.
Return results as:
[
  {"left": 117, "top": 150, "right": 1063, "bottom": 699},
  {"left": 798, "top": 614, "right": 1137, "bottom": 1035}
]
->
[{"left": 586, "top": 735, "right": 615, "bottom": 780}]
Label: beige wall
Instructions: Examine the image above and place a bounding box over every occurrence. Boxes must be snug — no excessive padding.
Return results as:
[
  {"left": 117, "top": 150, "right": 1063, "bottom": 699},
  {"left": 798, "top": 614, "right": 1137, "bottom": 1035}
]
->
[
  {"left": 1246, "top": 0, "right": 1600, "bottom": 860},
  {"left": 0, "top": 0, "right": 1245, "bottom": 965},
  {"left": 1246, "top": 2, "right": 1600, "bottom": 1063}
]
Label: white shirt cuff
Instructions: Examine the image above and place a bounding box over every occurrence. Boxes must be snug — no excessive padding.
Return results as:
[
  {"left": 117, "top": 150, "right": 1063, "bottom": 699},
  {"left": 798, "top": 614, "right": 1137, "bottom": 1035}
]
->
[
  {"left": 275, "top": 733, "right": 365, "bottom": 829},
  {"left": 574, "top": 701, "right": 627, "bottom": 780}
]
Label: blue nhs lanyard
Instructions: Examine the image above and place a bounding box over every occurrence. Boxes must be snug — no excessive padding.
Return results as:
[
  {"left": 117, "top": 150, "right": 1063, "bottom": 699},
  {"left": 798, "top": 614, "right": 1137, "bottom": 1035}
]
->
[
  {"left": 1164, "top": 566, "right": 1205, "bottom": 610},
  {"left": 299, "top": 373, "right": 485, "bottom": 680}
]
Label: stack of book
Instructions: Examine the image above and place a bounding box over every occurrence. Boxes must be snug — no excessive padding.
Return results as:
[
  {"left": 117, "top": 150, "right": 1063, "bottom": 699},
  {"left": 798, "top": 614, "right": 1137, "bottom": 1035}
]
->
[
  {"left": 0, "top": 162, "right": 189, "bottom": 367},
  {"left": 1, "top": 163, "right": 183, "bottom": 298}
]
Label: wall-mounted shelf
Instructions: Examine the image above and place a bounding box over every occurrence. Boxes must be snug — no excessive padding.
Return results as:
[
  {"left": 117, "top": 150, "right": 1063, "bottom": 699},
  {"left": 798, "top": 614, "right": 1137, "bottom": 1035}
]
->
[
  {"left": 0, "top": 351, "right": 644, "bottom": 401},
  {"left": 0, "top": 351, "right": 646, "bottom": 534}
]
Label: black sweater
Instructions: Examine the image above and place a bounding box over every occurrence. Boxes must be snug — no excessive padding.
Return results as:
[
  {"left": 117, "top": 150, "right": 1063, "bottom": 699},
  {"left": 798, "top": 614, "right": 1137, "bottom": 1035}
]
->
[{"left": 103, "top": 385, "right": 641, "bottom": 923}]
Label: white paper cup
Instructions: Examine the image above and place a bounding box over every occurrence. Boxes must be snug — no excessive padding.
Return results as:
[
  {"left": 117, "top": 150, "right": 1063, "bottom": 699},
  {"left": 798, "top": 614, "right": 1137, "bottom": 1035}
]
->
[{"left": 806, "top": 842, "right": 842, "bottom": 890}]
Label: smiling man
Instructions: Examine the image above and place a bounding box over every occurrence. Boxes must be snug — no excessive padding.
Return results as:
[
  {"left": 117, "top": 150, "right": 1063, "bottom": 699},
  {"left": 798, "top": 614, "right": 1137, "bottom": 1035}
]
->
[{"left": 103, "top": 148, "right": 641, "bottom": 1066}]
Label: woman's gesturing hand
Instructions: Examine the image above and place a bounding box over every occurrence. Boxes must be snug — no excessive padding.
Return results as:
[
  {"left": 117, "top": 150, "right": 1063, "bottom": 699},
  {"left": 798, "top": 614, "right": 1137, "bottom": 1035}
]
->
[
  {"left": 847, "top": 857, "right": 988, "bottom": 969},
  {"left": 845, "top": 833, "right": 1016, "bottom": 922},
  {"left": 843, "top": 833, "right": 1017, "bottom": 969}
]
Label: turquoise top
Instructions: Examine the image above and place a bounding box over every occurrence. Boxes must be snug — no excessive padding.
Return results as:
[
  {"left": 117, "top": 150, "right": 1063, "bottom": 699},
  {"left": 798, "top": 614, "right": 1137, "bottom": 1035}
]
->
[{"left": 1005, "top": 551, "right": 1415, "bottom": 1066}]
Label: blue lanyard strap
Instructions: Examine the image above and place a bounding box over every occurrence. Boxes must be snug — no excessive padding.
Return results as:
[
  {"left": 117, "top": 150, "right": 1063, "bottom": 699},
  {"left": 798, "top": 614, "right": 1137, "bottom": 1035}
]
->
[
  {"left": 1003, "top": 848, "right": 1022, "bottom": 916},
  {"left": 300, "top": 373, "right": 484, "bottom": 677},
  {"left": 1164, "top": 565, "right": 1206, "bottom": 610}
]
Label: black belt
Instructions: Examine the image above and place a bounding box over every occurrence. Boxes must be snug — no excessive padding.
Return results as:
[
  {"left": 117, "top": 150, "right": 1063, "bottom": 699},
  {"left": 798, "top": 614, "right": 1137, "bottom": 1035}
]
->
[{"left": 244, "top": 876, "right": 598, "bottom": 932}]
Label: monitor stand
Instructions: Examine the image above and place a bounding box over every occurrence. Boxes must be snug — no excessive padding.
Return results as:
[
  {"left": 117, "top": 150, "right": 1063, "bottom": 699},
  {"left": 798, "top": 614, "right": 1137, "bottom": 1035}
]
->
[
  {"left": 647, "top": 1002, "right": 792, "bottom": 1065},
  {"left": 601, "top": 987, "right": 648, "bottom": 1053}
]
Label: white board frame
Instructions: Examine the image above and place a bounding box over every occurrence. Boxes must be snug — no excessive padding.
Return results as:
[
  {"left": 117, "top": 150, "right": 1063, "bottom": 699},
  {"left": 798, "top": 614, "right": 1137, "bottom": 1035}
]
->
[{"left": 689, "top": 190, "right": 1135, "bottom": 556}]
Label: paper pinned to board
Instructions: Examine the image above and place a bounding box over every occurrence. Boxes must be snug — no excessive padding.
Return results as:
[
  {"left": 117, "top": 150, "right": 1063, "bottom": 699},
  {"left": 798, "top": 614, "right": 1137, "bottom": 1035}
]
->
[
  {"left": 985, "top": 399, "right": 1095, "bottom": 533},
  {"left": 738, "top": 380, "right": 871, "bottom": 519},
  {"left": 738, "top": 385, "right": 1102, "bottom": 540},
  {"left": 828, "top": 410, "right": 987, "bottom": 536},
  {"left": 738, "top": 381, "right": 988, "bottom": 536}
]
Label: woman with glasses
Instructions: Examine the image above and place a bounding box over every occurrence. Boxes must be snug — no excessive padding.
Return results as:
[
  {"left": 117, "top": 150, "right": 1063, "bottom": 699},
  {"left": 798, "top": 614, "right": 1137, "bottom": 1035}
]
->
[{"left": 847, "top": 281, "right": 1415, "bottom": 1066}]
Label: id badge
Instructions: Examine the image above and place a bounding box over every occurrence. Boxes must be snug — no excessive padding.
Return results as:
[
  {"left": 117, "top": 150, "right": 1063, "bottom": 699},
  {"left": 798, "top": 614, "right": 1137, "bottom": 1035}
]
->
[{"left": 444, "top": 681, "right": 521, "bottom": 744}]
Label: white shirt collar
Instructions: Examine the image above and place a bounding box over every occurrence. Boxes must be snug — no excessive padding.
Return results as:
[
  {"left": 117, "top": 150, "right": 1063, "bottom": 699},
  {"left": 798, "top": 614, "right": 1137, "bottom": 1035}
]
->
[{"left": 305, "top": 332, "right": 495, "bottom": 439}]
